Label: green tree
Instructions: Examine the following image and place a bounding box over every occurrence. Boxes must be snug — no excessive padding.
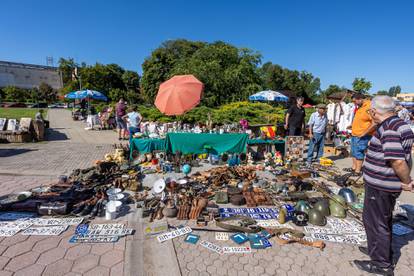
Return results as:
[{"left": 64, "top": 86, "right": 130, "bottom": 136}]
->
[
  {"left": 141, "top": 39, "right": 206, "bottom": 103},
  {"left": 38, "top": 82, "right": 57, "bottom": 103},
  {"left": 259, "top": 62, "right": 321, "bottom": 100},
  {"left": 376, "top": 90, "right": 388, "bottom": 95},
  {"left": 3, "top": 86, "right": 29, "bottom": 102},
  {"left": 388, "top": 85, "right": 401, "bottom": 97},
  {"left": 58, "top": 58, "right": 78, "bottom": 86},
  {"left": 122, "top": 70, "right": 140, "bottom": 91},
  {"left": 108, "top": 88, "right": 127, "bottom": 102},
  {"left": 319, "top": 84, "right": 343, "bottom": 102},
  {"left": 352, "top": 77, "right": 372, "bottom": 93}
]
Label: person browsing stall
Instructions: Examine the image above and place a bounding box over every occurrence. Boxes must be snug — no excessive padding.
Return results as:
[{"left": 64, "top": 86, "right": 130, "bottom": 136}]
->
[
  {"left": 306, "top": 104, "right": 328, "bottom": 166},
  {"left": 285, "top": 97, "right": 306, "bottom": 136},
  {"left": 122, "top": 105, "right": 142, "bottom": 141},
  {"left": 346, "top": 93, "right": 376, "bottom": 176},
  {"left": 115, "top": 98, "right": 128, "bottom": 140},
  {"left": 353, "top": 95, "right": 414, "bottom": 275}
]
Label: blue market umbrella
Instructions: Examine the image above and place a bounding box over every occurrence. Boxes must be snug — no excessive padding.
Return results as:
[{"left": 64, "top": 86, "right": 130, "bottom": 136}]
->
[
  {"left": 65, "top": 89, "right": 108, "bottom": 101},
  {"left": 248, "top": 90, "right": 289, "bottom": 102}
]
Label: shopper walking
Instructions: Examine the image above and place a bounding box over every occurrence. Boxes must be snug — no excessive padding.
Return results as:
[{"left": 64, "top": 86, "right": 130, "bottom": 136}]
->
[
  {"left": 306, "top": 104, "right": 328, "bottom": 166},
  {"left": 285, "top": 97, "right": 306, "bottom": 136}
]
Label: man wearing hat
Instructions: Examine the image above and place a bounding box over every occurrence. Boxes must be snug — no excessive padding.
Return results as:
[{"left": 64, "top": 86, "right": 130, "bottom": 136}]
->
[{"left": 306, "top": 104, "right": 328, "bottom": 166}]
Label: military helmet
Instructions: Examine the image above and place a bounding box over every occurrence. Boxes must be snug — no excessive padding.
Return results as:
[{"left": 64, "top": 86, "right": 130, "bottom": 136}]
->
[
  {"left": 295, "top": 200, "right": 311, "bottom": 214},
  {"left": 338, "top": 188, "right": 356, "bottom": 204},
  {"left": 308, "top": 209, "right": 327, "bottom": 226},
  {"left": 329, "top": 202, "right": 347, "bottom": 218},
  {"left": 313, "top": 199, "right": 330, "bottom": 216},
  {"left": 329, "top": 194, "right": 346, "bottom": 206}
]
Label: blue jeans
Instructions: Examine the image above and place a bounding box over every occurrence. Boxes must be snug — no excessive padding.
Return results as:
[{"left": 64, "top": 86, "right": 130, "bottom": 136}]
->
[
  {"left": 307, "top": 132, "right": 325, "bottom": 163},
  {"left": 351, "top": 135, "right": 371, "bottom": 160}
]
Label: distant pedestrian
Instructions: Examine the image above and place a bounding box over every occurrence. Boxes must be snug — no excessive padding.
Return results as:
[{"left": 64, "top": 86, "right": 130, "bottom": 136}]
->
[
  {"left": 306, "top": 104, "right": 328, "bottom": 166},
  {"left": 115, "top": 98, "right": 128, "bottom": 140},
  {"left": 354, "top": 95, "right": 414, "bottom": 275},
  {"left": 123, "top": 105, "right": 142, "bottom": 141},
  {"left": 285, "top": 97, "right": 305, "bottom": 136}
]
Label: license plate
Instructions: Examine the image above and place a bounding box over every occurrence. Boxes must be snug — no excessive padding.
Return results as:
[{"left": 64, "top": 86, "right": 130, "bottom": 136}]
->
[
  {"left": 31, "top": 218, "right": 83, "bottom": 226},
  {"left": 69, "top": 235, "right": 119, "bottom": 243},
  {"left": 200, "top": 240, "right": 223, "bottom": 255},
  {"left": 86, "top": 228, "right": 134, "bottom": 236},
  {"left": 89, "top": 224, "right": 126, "bottom": 230},
  {"left": 222, "top": 247, "right": 251, "bottom": 254},
  {"left": 156, "top": 226, "right": 192, "bottom": 243},
  {"left": 21, "top": 225, "right": 68, "bottom": 236},
  {"left": 0, "top": 228, "right": 21, "bottom": 237}
]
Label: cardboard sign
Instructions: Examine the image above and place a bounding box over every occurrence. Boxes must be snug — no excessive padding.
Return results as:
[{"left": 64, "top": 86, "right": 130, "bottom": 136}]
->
[
  {"left": 70, "top": 235, "right": 119, "bottom": 243},
  {"left": 0, "top": 118, "right": 6, "bottom": 131},
  {"left": 156, "top": 226, "right": 192, "bottom": 243},
  {"left": 223, "top": 247, "right": 252, "bottom": 254},
  {"left": 215, "top": 232, "right": 229, "bottom": 241},
  {"left": 144, "top": 223, "right": 168, "bottom": 236},
  {"left": 31, "top": 218, "right": 83, "bottom": 226},
  {"left": 22, "top": 225, "right": 68, "bottom": 236},
  {"left": 200, "top": 240, "right": 223, "bottom": 255}
]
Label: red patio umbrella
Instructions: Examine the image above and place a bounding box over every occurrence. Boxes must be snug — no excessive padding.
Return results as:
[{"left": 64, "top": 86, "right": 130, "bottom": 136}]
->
[
  {"left": 303, "top": 104, "right": 313, "bottom": 108},
  {"left": 155, "top": 75, "right": 204, "bottom": 115}
]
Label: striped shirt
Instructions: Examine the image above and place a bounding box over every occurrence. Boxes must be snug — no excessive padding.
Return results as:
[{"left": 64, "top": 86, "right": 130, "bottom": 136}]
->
[{"left": 363, "top": 115, "right": 414, "bottom": 192}]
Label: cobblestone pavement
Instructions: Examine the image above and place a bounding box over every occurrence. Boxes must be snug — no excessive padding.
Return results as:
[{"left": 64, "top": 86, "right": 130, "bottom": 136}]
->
[
  {"left": 172, "top": 221, "right": 414, "bottom": 276},
  {"left": 0, "top": 109, "right": 129, "bottom": 276},
  {"left": 0, "top": 222, "right": 127, "bottom": 276}
]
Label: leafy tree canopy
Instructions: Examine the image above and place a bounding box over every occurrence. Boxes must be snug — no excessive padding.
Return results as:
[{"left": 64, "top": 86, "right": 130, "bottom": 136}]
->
[{"left": 352, "top": 77, "right": 372, "bottom": 93}]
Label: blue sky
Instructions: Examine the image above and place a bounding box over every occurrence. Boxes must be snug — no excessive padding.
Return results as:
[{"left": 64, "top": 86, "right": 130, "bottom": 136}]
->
[{"left": 1, "top": 0, "right": 413, "bottom": 92}]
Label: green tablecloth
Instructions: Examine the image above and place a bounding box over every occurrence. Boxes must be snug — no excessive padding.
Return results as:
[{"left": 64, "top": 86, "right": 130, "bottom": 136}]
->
[
  {"left": 165, "top": 133, "right": 248, "bottom": 154},
  {"left": 130, "top": 138, "right": 165, "bottom": 154}
]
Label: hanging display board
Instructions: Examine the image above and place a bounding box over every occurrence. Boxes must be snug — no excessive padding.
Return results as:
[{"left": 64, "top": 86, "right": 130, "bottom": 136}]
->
[{"left": 285, "top": 136, "right": 305, "bottom": 161}]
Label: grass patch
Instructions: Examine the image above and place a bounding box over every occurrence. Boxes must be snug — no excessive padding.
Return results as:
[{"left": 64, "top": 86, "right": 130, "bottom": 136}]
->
[{"left": 0, "top": 108, "right": 47, "bottom": 119}]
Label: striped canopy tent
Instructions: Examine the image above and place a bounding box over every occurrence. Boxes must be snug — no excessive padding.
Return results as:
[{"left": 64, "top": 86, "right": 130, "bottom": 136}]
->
[{"left": 248, "top": 90, "right": 289, "bottom": 102}]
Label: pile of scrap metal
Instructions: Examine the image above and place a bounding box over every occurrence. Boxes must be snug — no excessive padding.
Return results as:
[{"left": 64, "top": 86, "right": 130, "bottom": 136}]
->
[{"left": 0, "top": 160, "right": 143, "bottom": 218}]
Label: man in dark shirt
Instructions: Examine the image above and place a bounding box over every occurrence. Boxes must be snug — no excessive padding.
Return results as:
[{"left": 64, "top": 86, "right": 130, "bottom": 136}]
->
[
  {"left": 285, "top": 97, "right": 306, "bottom": 136},
  {"left": 115, "top": 98, "right": 128, "bottom": 140},
  {"left": 353, "top": 95, "right": 414, "bottom": 276}
]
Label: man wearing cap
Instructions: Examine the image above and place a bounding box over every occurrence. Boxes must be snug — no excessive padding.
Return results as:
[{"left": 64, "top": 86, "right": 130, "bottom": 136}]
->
[
  {"left": 347, "top": 93, "right": 376, "bottom": 175},
  {"left": 306, "top": 104, "right": 328, "bottom": 166}
]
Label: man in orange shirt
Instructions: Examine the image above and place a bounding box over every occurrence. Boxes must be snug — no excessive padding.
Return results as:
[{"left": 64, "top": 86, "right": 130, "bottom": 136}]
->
[{"left": 347, "top": 93, "right": 376, "bottom": 175}]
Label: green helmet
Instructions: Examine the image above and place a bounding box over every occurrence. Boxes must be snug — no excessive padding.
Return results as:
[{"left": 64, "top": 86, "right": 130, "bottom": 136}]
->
[
  {"left": 295, "top": 200, "right": 311, "bottom": 214},
  {"left": 313, "top": 199, "right": 330, "bottom": 216},
  {"left": 308, "top": 209, "right": 327, "bottom": 226},
  {"left": 330, "top": 195, "right": 346, "bottom": 206},
  {"left": 329, "top": 202, "right": 346, "bottom": 218}
]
